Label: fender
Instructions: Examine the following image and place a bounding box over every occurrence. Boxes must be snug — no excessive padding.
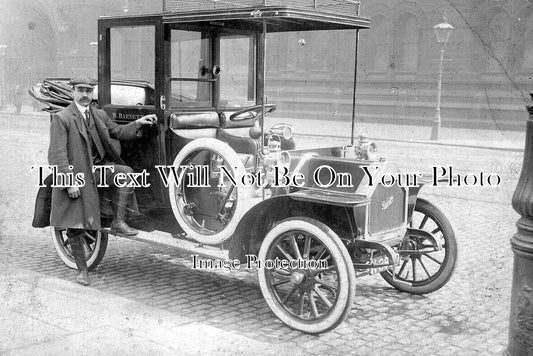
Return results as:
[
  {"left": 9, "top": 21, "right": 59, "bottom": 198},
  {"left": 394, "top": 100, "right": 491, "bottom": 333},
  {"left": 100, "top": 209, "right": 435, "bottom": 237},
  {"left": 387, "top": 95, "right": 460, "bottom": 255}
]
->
[
  {"left": 226, "top": 191, "right": 360, "bottom": 260},
  {"left": 407, "top": 173, "right": 452, "bottom": 222}
]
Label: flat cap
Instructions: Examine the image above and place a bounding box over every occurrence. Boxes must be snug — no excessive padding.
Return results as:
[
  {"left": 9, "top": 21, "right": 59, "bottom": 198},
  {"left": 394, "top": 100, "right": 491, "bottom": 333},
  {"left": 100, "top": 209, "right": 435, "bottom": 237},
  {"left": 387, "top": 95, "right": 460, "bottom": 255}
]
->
[{"left": 69, "top": 75, "right": 97, "bottom": 88}]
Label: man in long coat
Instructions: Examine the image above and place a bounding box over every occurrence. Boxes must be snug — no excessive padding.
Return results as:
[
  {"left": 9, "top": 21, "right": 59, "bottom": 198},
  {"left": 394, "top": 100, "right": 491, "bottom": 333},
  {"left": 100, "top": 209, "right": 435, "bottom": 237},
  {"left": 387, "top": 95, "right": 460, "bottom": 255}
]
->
[{"left": 48, "top": 75, "right": 156, "bottom": 285}]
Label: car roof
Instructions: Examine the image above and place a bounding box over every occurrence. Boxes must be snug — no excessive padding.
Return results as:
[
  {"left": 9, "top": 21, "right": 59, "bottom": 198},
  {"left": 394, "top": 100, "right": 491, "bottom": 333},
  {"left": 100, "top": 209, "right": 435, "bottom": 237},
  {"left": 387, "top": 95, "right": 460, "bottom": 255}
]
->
[{"left": 99, "top": 5, "right": 371, "bottom": 32}]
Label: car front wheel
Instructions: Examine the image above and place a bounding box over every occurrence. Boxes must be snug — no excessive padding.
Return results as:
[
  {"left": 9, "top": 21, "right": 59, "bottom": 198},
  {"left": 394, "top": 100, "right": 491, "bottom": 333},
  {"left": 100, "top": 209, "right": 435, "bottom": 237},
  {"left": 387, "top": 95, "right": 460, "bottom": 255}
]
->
[{"left": 257, "top": 217, "right": 356, "bottom": 334}]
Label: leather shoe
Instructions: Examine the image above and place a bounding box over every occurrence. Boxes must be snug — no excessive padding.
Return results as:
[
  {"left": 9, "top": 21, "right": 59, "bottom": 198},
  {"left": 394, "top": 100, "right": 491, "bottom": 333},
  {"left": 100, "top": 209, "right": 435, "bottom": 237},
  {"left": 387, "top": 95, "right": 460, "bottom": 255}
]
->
[
  {"left": 111, "top": 220, "right": 138, "bottom": 236},
  {"left": 77, "top": 270, "right": 90, "bottom": 286}
]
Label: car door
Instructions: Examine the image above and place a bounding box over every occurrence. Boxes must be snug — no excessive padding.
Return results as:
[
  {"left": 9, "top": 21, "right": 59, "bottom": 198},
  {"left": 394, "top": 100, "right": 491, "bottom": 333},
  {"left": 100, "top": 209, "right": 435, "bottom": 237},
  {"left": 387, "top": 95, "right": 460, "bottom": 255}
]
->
[{"left": 98, "top": 17, "right": 166, "bottom": 210}]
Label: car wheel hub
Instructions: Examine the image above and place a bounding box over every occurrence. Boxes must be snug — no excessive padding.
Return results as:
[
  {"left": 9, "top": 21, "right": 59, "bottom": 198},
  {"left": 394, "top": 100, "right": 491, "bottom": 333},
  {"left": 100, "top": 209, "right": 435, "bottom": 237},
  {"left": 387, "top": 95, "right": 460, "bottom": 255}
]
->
[{"left": 290, "top": 271, "right": 306, "bottom": 285}]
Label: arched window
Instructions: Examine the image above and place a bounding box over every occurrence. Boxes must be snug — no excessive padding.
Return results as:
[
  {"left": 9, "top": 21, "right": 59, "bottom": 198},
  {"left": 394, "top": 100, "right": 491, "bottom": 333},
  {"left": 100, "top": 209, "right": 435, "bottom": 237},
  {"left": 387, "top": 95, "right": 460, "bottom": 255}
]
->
[
  {"left": 367, "top": 15, "right": 392, "bottom": 73},
  {"left": 306, "top": 31, "right": 332, "bottom": 72},
  {"left": 485, "top": 10, "right": 511, "bottom": 72},
  {"left": 521, "top": 16, "right": 533, "bottom": 70},
  {"left": 396, "top": 13, "right": 419, "bottom": 72}
]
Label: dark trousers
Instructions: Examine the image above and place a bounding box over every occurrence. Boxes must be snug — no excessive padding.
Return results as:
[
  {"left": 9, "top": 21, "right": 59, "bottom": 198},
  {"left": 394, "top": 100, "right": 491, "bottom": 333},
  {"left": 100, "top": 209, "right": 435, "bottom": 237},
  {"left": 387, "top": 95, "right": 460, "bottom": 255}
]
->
[
  {"left": 66, "top": 229, "right": 87, "bottom": 270},
  {"left": 93, "top": 162, "right": 134, "bottom": 188},
  {"left": 67, "top": 163, "right": 134, "bottom": 235},
  {"left": 93, "top": 162, "right": 135, "bottom": 217}
]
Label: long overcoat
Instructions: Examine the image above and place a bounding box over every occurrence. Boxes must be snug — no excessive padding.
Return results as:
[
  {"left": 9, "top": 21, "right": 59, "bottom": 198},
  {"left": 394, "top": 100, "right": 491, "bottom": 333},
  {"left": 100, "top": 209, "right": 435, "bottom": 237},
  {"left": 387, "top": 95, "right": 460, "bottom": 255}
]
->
[{"left": 48, "top": 103, "right": 140, "bottom": 230}]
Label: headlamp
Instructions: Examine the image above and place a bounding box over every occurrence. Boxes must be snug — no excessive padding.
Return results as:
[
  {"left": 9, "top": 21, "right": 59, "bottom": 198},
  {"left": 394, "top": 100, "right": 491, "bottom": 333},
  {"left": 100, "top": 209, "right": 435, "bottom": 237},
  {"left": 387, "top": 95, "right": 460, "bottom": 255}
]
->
[{"left": 269, "top": 124, "right": 293, "bottom": 140}]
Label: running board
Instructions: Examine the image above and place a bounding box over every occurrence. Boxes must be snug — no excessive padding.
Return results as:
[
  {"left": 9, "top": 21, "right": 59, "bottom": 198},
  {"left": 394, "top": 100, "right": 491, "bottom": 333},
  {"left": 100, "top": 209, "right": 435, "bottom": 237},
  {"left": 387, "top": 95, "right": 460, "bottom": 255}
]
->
[{"left": 104, "top": 228, "right": 229, "bottom": 261}]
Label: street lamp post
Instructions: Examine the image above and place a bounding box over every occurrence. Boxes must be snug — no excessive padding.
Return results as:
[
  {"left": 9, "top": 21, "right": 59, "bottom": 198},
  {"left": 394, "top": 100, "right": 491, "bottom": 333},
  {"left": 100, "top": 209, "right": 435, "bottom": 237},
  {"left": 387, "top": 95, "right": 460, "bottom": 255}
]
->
[
  {"left": 431, "top": 21, "right": 453, "bottom": 141},
  {"left": 0, "top": 44, "right": 7, "bottom": 111},
  {"left": 507, "top": 92, "right": 533, "bottom": 355}
]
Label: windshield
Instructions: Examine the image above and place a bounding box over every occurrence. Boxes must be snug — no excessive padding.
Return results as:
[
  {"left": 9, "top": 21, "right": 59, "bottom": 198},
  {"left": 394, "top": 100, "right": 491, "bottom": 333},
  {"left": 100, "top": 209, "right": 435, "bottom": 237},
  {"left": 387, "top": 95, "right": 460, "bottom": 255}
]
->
[
  {"left": 169, "top": 29, "right": 256, "bottom": 109},
  {"left": 219, "top": 34, "right": 256, "bottom": 107}
]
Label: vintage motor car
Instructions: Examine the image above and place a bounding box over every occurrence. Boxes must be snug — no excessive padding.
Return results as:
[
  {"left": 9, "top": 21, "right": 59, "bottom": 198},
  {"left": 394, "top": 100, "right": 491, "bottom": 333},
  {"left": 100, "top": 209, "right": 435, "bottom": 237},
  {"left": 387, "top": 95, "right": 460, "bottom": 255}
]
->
[{"left": 33, "top": 0, "right": 457, "bottom": 334}]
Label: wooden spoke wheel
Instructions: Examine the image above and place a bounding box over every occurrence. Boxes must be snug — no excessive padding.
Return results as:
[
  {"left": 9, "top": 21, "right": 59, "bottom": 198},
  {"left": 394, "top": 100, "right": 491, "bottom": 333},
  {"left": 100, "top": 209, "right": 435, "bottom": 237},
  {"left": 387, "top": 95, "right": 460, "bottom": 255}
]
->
[
  {"left": 257, "top": 217, "right": 355, "bottom": 334},
  {"left": 51, "top": 228, "right": 108, "bottom": 271},
  {"left": 381, "top": 198, "right": 457, "bottom": 294}
]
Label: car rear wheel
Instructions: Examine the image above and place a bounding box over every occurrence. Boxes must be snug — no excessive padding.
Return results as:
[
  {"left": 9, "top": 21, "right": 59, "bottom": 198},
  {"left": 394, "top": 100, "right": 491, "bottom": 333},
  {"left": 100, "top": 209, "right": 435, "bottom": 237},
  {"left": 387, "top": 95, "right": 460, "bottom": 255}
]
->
[
  {"left": 51, "top": 228, "right": 108, "bottom": 271},
  {"left": 257, "top": 217, "right": 356, "bottom": 334},
  {"left": 381, "top": 198, "right": 457, "bottom": 294}
]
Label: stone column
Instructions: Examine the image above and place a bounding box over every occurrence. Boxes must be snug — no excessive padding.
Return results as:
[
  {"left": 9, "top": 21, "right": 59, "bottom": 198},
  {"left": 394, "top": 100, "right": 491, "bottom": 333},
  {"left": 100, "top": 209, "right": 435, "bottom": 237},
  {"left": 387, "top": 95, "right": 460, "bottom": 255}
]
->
[{"left": 508, "top": 91, "right": 533, "bottom": 355}]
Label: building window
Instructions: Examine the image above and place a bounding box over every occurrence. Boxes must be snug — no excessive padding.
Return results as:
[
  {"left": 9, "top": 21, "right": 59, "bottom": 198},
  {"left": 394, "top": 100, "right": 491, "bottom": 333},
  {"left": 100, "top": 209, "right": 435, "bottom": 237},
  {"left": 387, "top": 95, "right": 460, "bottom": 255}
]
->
[
  {"left": 368, "top": 15, "right": 392, "bottom": 73},
  {"left": 268, "top": 32, "right": 299, "bottom": 72},
  {"left": 521, "top": 17, "right": 533, "bottom": 70},
  {"left": 396, "top": 13, "right": 419, "bottom": 72},
  {"left": 485, "top": 11, "right": 511, "bottom": 72},
  {"left": 308, "top": 31, "right": 331, "bottom": 72}
]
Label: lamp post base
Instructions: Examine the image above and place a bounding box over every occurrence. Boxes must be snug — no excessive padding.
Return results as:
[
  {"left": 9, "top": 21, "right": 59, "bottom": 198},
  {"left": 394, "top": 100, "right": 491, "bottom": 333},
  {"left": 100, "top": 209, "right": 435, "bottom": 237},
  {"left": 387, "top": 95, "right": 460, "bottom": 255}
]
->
[
  {"left": 506, "top": 220, "right": 533, "bottom": 356},
  {"left": 430, "top": 120, "right": 440, "bottom": 140},
  {"left": 508, "top": 100, "right": 533, "bottom": 355}
]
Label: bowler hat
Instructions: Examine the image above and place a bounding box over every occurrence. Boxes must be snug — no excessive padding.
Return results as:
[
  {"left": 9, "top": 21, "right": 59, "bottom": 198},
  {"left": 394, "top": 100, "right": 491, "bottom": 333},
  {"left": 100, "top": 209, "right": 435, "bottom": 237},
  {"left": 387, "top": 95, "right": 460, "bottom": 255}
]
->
[{"left": 69, "top": 75, "right": 97, "bottom": 88}]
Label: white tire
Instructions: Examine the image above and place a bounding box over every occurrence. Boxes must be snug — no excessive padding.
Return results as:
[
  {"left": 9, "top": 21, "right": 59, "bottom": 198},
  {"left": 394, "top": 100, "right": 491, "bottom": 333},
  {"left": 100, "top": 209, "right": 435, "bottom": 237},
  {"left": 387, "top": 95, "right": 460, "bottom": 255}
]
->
[
  {"left": 169, "top": 138, "right": 249, "bottom": 245},
  {"left": 257, "top": 217, "right": 356, "bottom": 334},
  {"left": 50, "top": 228, "right": 108, "bottom": 271}
]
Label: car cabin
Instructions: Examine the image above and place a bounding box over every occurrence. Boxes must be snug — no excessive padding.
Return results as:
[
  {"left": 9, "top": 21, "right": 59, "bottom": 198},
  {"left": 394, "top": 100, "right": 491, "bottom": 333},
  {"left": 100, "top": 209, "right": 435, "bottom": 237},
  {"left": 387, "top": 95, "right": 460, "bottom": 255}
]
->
[{"left": 96, "top": 3, "right": 370, "bottom": 212}]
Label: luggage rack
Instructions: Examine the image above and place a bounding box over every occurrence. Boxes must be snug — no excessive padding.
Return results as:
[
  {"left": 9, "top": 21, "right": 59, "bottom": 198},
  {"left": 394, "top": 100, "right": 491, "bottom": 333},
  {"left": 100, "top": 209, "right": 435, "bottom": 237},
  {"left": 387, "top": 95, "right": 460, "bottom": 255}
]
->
[{"left": 163, "top": 0, "right": 361, "bottom": 16}]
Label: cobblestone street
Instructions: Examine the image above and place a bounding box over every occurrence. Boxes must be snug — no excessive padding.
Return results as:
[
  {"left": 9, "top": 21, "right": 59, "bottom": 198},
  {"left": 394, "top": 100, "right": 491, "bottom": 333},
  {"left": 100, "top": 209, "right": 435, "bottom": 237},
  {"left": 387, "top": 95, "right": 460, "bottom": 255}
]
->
[{"left": 0, "top": 111, "right": 521, "bottom": 354}]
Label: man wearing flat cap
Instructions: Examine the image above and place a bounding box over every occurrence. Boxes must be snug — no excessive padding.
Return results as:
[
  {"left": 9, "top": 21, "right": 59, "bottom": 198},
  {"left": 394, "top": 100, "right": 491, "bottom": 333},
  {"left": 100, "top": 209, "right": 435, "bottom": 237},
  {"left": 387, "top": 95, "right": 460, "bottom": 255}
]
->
[{"left": 48, "top": 75, "right": 156, "bottom": 285}]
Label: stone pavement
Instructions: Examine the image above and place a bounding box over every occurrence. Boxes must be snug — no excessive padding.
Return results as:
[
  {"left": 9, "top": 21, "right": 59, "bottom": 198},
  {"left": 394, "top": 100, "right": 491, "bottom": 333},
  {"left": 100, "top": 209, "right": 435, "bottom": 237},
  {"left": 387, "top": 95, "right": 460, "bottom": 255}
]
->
[
  {"left": 0, "top": 198, "right": 517, "bottom": 355},
  {"left": 0, "top": 110, "right": 524, "bottom": 354},
  {"left": 0, "top": 263, "right": 288, "bottom": 355}
]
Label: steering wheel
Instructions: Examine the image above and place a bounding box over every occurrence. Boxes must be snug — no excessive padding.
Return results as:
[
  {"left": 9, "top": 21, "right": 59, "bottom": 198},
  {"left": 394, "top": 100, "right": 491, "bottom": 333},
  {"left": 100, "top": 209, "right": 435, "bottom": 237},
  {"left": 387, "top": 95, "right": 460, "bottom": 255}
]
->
[{"left": 229, "top": 104, "right": 277, "bottom": 122}]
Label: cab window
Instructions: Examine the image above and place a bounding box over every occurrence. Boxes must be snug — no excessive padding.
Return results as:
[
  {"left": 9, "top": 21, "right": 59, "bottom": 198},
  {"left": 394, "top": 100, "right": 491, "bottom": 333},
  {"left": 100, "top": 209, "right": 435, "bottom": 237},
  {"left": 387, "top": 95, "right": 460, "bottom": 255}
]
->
[
  {"left": 170, "top": 29, "right": 212, "bottom": 107},
  {"left": 110, "top": 26, "right": 155, "bottom": 106}
]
